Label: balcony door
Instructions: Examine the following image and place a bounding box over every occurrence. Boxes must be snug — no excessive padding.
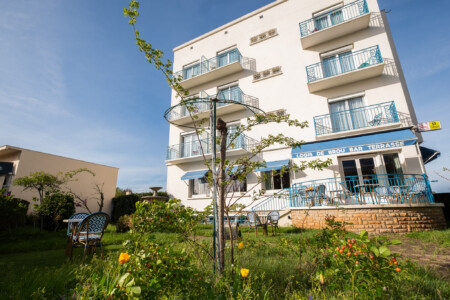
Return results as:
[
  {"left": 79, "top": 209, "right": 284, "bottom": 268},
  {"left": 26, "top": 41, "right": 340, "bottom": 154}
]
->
[
  {"left": 217, "top": 85, "right": 241, "bottom": 105},
  {"left": 329, "top": 97, "right": 366, "bottom": 133},
  {"left": 322, "top": 51, "right": 355, "bottom": 78},
  {"left": 183, "top": 63, "right": 200, "bottom": 80},
  {"left": 181, "top": 133, "right": 201, "bottom": 157},
  {"left": 218, "top": 49, "right": 239, "bottom": 67},
  {"left": 340, "top": 155, "right": 378, "bottom": 193},
  {"left": 314, "top": 8, "right": 344, "bottom": 30}
]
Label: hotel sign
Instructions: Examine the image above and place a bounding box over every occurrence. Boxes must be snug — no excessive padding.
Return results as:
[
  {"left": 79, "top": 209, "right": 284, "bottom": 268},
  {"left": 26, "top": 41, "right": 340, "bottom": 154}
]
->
[
  {"left": 292, "top": 139, "right": 417, "bottom": 158},
  {"left": 418, "top": 121, "right": 441, "bottom": 132}
]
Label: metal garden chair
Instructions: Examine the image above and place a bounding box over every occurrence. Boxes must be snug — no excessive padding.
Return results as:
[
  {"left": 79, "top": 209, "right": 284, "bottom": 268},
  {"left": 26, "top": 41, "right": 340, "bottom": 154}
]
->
[
  {"left": 72, "top": 212, "right": 110, "bottom": 261},
  {"left": 247, "top": 211, "right": 266, "bottom": 237},
  {"left": 66, "top": 212, "right": 89, "bottom": 237},
  {"left": 267, "top": 211, "right": 279, "bottom": 236}
]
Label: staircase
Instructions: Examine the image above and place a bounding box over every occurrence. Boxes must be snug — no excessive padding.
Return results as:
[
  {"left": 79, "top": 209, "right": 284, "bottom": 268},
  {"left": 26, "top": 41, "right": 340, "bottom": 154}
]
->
[{"left": 250, "top": 189, "right": 292, "bottom": 226}]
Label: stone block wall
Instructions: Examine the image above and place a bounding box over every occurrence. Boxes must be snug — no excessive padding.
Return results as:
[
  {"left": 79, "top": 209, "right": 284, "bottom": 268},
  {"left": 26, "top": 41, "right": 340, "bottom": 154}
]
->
[{"left": 291, "top": 204, "right": 447, "bottom": 234}]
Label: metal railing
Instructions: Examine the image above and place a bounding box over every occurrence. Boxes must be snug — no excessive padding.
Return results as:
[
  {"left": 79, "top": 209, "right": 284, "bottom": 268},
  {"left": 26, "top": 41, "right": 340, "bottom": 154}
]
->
[
  {"left": 173, "top": 49, "right": 255, "bottom": 81},
  {"left": 251, "top": 189, "right": 291, "bottom": 212},
  {"left": 167, "top": 89, "right": 260, "bottom": 122},
  {"left": 167, "top": 134, "right": 259, "bottom": 160},
  {"left": 299, "top": 0, "right": 369, "bottom": 37},
  {"left": 314, "top": 101, "right": 399, "bottom": 136},
  {"left": 306, "top": 45, "right": 383, "bottom": 83},
  {"left": 290, "top": 174, "right": 434, "bottom": 207}
]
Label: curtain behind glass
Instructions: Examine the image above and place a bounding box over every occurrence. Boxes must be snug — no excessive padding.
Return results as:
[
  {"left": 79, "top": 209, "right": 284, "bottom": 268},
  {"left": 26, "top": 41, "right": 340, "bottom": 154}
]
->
[
  {"left": 330, "top": 10, "right": 344, "bottom": 25},
  {"left": 330, "top": 101, "right": 350, "bottom": 133},
  {"left": 323, "top": 56, "right": 339, "bottom": 78},
  {"left": 339, "top": 51, "right": 355, "bottom": 73},
  {"left": 348, "top": 97, "right": 365, "bottom": 130}
]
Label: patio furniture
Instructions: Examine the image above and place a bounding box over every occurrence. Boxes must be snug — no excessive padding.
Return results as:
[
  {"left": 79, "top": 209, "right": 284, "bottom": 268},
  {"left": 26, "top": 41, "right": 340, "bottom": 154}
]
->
[
  {"left": 368, "top": 113, "right": 382, "bottom": 126},
  {"left": 267, "top": 211, "right": 279, "bottom": 236},
  {"left": 66, "top": 213, "right": 89, "bottom": 237},
  {"left": 72, "top": 212, "right": 110, "bottom": 261},
  {"left": 407, "top": 180, "right": 427, "bottom": 203},
  {"left": 247, "top": 211, "right": 267, "bottom": 237},
  {"left": 374, "top": 186, "right": 394, "bottom": 203}
]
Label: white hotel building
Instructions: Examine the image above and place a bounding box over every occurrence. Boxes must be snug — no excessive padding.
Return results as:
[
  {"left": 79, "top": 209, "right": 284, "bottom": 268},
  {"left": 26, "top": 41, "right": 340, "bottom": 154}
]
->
[{"left": 165, "top": 0, "right": 440, "bottom": 217}]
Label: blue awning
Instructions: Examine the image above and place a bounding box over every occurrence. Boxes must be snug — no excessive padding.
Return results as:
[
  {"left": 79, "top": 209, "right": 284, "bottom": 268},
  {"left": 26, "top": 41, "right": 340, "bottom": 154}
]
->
[
  {"left": 420, "top": 146, "right": 440, "bottom": 164},
  {"left": 256, "top": 159, "right": 290, "bottom": 172},
  {"left": 181, "top": 169, "right": 208, "bottom": 180},
  {"left": 292, "top": 129, "right": 417, "bottom": 158}
]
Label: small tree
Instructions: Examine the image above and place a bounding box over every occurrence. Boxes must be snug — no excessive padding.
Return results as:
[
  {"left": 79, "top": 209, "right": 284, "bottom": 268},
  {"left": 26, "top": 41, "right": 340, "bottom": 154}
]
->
[
  {"left": 13, "top": 168, "right": 94, "bottom": 230},
  {"left": 124, "top": 1, "right": 332, "bottom": 273}
]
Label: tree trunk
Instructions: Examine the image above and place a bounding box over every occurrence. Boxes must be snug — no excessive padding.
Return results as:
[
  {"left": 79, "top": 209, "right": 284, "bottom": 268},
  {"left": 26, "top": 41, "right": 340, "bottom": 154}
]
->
[{"left": 217, "top": 118, "right": 228, "bottom": 274}]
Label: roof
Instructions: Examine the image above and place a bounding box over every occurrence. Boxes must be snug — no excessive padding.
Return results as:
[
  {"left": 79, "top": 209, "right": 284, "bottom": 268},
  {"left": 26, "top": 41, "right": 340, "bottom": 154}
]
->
[
  {"left": 0, "top": 145, "right": 119, "bottom": 169},
  {"left": 173, "top": 0, "right": 288, "bottom": 52}
]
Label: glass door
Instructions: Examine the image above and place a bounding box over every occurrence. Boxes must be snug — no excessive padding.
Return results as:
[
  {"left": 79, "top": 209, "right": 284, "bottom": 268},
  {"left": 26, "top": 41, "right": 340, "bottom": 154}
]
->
[
  {"left": 181, "top": 134, "right": 200, "bottom": 157},
  {"left": 340, "top": 156, "right": 378, "bottom": 193},
  {"left": 218, "top": 49, "right": 239, "bottom": 67},
  {"left": 383, "top": 153, "right": 404, "bottom": 186}
]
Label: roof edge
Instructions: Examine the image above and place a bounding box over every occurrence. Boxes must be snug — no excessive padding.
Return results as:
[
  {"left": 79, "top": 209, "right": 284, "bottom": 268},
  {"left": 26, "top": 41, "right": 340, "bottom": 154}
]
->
[
  {"left": 0, "top": 145, "right": 119, "bottom": 170},
  {"left": 173, "top": 0, "right": 289, "bottom": 52}
]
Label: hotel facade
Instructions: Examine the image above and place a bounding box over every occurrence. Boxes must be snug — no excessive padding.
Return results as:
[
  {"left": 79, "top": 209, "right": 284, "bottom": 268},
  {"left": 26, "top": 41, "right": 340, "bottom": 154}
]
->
[{"left": 165, "top": 0, "right": 445, "bottom": 231}]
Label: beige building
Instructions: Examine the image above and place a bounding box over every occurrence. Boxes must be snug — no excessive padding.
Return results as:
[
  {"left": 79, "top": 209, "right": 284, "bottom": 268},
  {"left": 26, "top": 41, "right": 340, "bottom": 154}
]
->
[
  {"left": 0, "top": 145, "right": 118, "bottom": 214},
  {"left": 166, "top": 0, "right": 440, "bottom": 221}
]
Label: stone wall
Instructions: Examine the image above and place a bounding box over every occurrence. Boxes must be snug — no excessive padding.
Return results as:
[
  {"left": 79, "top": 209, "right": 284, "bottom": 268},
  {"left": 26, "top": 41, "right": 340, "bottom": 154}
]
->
[{"left": 291, "top": 204, "right": 447, "bottom": 234}]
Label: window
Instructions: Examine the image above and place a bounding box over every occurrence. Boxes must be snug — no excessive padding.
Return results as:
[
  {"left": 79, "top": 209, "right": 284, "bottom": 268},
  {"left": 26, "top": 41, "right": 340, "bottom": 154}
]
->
[
  {"left": 263, "top": 169, "right": 291, "bottom": 190},
  {"left": 217, "top": 85, "right": 242, "bottom": 104},
  {"left": 183, "top": 63, "right": 200, "bottom": 80},
  {"left": 217, "top": 48, "right": 240, "bottom": 67},
  {"left": 322, "top": 50, "right": 355, "bottom": 78},
  {"left": 329, "top": 97, "right": 366, "bottom": 132},
  {"left": 189, "top": 177, "right": 209, "bottom": 196},
  {"left": 383, "top": 153, "right": 404, "bottom": 185},
  {"left": 181, "top": 133, "right": 202, "bottom": 157},
  {"left": 340, "top": 155, "right": 378, "bottom": 193},
  {"left": 313, "top": 5, "right": 344, "bottom": 30},
  {"left": 226, "top": 174, "right": 247, "bottom": 193}
]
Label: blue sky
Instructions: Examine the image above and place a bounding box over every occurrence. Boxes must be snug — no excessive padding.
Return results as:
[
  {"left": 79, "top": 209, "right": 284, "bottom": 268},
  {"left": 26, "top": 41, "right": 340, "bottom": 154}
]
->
[{"left": 0, "top": 0, "right": 448, "bottom": 193}]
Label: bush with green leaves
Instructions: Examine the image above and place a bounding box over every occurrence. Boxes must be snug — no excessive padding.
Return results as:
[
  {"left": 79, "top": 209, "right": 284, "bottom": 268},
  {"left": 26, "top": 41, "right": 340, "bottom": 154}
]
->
[
  {"left": 37, "top": 192, "right": 75, "bottom": 231},
  {"left": 312, "top": 215, "right": 413, "bottom": 299},
  {"left": 116, "top": 214, "right": 133, "bottom": 233},
  {"left": 111, "top": 194, "right": 140, "bottom": 223},
  {"left": 0, "top": 189, "right": 29, "bottom": 231}
]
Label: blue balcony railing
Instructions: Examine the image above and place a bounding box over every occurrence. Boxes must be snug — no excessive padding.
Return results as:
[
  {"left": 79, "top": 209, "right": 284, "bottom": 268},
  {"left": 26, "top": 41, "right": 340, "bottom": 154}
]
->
[
  {"left": 166, "top": 134, "right": 259, "bottom": 160},
  {"left": 314, "top": 101, "right": 399, "bottom": 136},
  {"left": 299, "top": 0, "right": 369, "bottom": 37},
  {"left": 173, "top": 48, "right": 255, "bottom": 82},
  {"left": 306, "top": 45, "right": 383, "bottom": 83},
  {"left": 290, "top": 174, "right": 434, "bottom": 207},
  {"left": 167, "top": 88, "right": 259, "bottom": 122}
]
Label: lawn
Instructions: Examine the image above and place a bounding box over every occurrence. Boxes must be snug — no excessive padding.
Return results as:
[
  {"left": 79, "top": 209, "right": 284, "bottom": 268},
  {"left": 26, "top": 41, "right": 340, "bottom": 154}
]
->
[{"left": 0, "top": 225, "right": 449, "bottom": 299}]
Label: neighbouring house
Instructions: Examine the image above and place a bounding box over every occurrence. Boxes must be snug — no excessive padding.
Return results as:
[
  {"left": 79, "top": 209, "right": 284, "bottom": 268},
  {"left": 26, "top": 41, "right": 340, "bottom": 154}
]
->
[
  {"left": 165, "top": 0, "right": 445, "bottom": 232},
  {"left": 0, "top": 145, "right": 119, "bottom": 214}
]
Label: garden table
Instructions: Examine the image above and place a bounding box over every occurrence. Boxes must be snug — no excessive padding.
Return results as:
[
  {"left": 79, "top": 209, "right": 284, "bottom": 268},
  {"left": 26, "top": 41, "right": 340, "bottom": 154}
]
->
[
  {"left": 63, "top": 218, "right": 84, "bottom": 258},
  {"left": 355, "top": 184, "right": 379, "bottom": 204}
]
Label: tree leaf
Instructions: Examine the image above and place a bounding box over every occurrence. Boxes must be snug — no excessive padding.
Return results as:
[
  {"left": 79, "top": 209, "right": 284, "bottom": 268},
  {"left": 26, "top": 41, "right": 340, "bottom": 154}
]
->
[{"left": 379, "top": 246, "right": 391, "bottom": 257}]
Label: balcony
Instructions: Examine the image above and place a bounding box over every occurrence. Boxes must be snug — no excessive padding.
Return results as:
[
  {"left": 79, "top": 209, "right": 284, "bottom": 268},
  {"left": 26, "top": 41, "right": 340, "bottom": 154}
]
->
[
  {"left": 173, "top": 49, "right": 256, "bottom": 89},
  {"left": 290, "top": 173, "right": 434, "bottom": 207},
  {"left": 167, "top": 88, "right": 259, "bottom": 126},
  {"left": 166, "top": 134, "right": 258, "bottom": 164},
  {"left": 299, "top": 0, "right": 370, "bottom": 49},
  {"left": 306, "top": 45, "right": 384, "bottom": 92},
  {"left": 314, "top": 101, "right": 400, "bottom": 136}
]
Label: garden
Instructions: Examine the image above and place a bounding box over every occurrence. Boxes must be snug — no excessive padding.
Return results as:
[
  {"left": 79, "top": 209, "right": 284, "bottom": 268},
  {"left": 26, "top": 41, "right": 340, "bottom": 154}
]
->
[{"left": 1, "top": 194, "right": 449, "bottom": 299}]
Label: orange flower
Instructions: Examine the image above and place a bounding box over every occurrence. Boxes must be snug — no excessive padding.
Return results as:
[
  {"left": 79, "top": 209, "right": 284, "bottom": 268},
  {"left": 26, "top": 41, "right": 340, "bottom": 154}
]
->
[
  {"left": 395, "top": 268, "right": 401, "bottom": 272},
  {"left": 238, "top": 242, "right": 244, "bottom": 250},
  {"left": 118, "top": 252, "right": 130, "bottom": 264},
  {"left": 240, "top": 268, "right": 249, "bottom": 278}
]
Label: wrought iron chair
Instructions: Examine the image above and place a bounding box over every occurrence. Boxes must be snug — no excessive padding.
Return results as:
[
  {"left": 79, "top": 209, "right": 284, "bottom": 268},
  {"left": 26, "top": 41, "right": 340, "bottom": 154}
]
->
[
  {"left": 407, "top": 180, "right": 427, "bottom": 203},
  {"left": 72, "top": 212, "right": 110, "bottom": 261},
  {"left": 66, "top": 213, "right": 89, "bottom": 237},
  {"left": 374, "top": 186, "right": 394, "bottom": 204},
  {"left": 368, "top": 113, "right": 383, "bottom": 126},
  {"left": 246, "top": 211, "right": 266, "bottom": 237},
  {"left": 267, "top": 211, "right": 279, "bottom": 236}
]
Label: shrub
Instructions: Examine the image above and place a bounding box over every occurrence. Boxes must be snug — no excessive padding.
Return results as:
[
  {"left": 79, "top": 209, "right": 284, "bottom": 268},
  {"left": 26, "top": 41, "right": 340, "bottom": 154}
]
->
[
  {"left": 116, "top": 215, "right": 133, "bottom": 233},
  {"left": 37, "top": 192, "right": 75, "bottom": 231},
  {"left": 312, "top": 215, "right": 413, "bottom": 299},
  {"left": 111, "top": 194, "right": 140, "bottom": 223},
  {"left": 0, "top": 189, "right": 29, "bottom": 231}
]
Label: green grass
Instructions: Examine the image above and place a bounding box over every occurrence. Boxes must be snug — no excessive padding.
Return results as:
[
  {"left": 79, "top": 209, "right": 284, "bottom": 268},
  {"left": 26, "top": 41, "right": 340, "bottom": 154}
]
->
[
  {"left": 404, "top": 229, "right": 450, "bottom": 247},
  {"left": 0, "top": 225, "right": 449, "bottom": 299}
]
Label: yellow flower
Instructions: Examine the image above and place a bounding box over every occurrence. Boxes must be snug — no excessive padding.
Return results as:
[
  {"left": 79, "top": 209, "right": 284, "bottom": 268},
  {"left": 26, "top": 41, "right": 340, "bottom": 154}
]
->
[
  {"left": 238, "top": 242, "right": 244, "bottom": 250},
  {"left": 240, "top": 268, "right": 249, "bottom": 278},
  {"left": 118, "top": 252, "right": 130, "bottom": 264}
]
